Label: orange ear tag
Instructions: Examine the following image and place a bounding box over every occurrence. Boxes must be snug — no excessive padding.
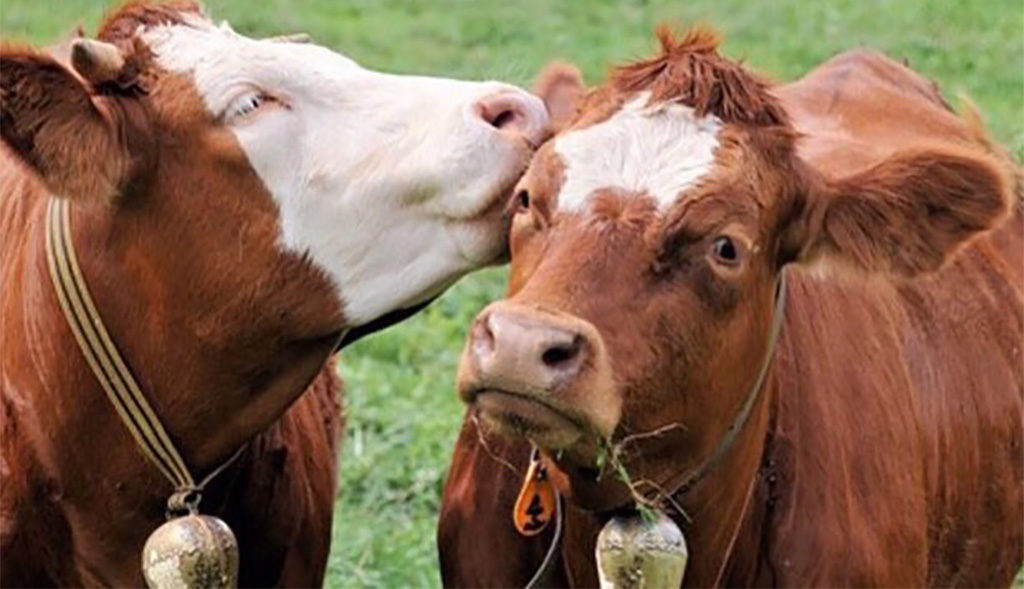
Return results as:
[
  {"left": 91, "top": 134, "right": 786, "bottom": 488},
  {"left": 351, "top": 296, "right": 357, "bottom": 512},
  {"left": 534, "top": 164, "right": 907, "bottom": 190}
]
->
[{"left": 514, "top": 447, "right": 557, "bottom": 536}]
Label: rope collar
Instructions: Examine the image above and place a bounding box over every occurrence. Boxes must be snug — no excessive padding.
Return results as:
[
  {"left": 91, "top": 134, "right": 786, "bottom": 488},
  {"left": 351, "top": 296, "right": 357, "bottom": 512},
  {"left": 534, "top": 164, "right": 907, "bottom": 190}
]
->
[{"left": 45, "top": 198, "right": 239, "bottom": 516}]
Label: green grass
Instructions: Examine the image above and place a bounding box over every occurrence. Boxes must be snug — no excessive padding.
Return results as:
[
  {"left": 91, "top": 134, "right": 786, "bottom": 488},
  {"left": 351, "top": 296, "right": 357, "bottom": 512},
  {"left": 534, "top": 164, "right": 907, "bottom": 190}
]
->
[{"left": 3, "top": 1, "right": 1021, "bottom": 587}]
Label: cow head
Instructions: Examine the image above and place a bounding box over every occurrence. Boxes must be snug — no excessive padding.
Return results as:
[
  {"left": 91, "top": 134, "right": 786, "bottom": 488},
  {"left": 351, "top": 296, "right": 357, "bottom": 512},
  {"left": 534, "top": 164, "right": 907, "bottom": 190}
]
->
[
  {"left": 457, "top": 28, "right": 1012, "bottom": 511},
  {"left": 1, "top": 0, "right": 548, "bottom": 338}
]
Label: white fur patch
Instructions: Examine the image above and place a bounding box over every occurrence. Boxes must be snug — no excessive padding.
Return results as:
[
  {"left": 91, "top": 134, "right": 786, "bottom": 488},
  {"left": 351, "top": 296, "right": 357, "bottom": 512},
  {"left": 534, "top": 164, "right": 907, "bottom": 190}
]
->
[
  {"left": 141, "top": 18, "right": 543, "bottom": 326},
  {"left": 554, "top": 93, "right": 722, "bottom": 213}
]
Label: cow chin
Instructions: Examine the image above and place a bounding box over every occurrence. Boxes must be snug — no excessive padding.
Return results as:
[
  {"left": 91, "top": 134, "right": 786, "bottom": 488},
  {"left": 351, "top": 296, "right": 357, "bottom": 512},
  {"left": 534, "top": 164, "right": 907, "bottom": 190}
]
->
[
  {"left": 472, "top": 388, "right": 648, "bottom": 513},
  {"left": 473, "top": 390, "right": 588, "bottom": 451},
  {"left": 473, "top": 396, "right": 639, "bottom": 512}
]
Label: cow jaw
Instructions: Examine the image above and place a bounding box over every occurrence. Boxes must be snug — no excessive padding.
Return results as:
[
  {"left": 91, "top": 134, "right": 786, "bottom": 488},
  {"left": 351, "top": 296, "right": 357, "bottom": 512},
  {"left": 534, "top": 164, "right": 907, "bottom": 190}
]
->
[{"left": 143, "top": 18, "right": 545, "bottom": 328}]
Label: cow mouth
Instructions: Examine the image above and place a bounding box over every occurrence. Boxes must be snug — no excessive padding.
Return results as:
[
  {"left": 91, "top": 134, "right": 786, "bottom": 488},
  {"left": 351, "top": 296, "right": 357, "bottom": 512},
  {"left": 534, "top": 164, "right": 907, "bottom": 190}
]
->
[
  {"left": 470, "top": 389, "right": 591, "bottom": 451},
  {"left": 468, "top": 391, "right": 644, "bottom": 512},
  {"left": 476, "top": 396, "right": 673, "bottom": 512},
  {"left": 335, "top": 296, "right": 438, "bottom": 350}
]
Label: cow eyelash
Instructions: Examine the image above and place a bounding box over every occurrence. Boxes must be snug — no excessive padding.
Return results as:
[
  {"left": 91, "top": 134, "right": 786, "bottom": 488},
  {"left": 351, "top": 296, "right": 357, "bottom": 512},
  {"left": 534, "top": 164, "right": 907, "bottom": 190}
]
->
[
  {"left": 236, "top": 94, "right": 264, "bottom": 116},
  {"left": 225, "top": 91, "right": 275, "bottom": 122}
]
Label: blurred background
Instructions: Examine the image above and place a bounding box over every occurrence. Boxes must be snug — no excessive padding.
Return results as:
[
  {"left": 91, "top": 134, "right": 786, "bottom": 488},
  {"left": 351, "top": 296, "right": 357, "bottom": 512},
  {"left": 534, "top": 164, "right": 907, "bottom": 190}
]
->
[{"left": 3, "top": 0, "right": 1021, "bottom": 586}]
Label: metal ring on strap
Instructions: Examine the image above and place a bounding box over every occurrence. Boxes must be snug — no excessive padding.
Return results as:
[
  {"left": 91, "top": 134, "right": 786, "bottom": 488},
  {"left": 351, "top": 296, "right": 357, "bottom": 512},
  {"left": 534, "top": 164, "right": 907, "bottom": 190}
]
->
[
  {"left": 664, "top": 273, "right": 787, "bottom": 499},
  {"left": 45, "top": 198, "right": 241, "bottom": 515}
]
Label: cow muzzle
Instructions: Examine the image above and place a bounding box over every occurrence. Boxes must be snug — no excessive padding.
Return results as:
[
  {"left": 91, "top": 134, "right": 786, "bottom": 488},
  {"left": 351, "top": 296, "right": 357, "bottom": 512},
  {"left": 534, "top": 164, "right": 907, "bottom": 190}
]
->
[
  {"left": 474, "top": 89, "right": 549, "bottom": 148},
  {"left": 457, "top": 301, "right": 620, "bottom": 452}
]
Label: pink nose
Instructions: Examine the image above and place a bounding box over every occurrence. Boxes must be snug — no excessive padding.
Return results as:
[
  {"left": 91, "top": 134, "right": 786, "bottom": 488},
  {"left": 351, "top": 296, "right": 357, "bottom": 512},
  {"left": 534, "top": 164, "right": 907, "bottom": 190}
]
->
[
  {"left": 474, "top": 90, "right": 549, "bottom": 146},
  {"left": 469, "top": 305, "right": 588, "bottom": 392}
]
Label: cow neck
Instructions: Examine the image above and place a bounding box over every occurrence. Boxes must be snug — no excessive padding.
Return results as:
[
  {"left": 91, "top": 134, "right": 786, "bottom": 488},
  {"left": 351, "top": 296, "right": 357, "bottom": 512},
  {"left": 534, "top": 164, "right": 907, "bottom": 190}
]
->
[
  {"left": 44, "top": 197, "right": 343, "bottom": 514},
  {"left": 47, "top": 198, "right": 222, "bottom": 513},
  {"left": 551, "top": 275, "right": 787, "bottom": 587},
  {"left": 658, "top": 272, "right": 787, "bottom": 585},
  {"left": 666, "top": 272, "right": 787, "bottom": 500}
]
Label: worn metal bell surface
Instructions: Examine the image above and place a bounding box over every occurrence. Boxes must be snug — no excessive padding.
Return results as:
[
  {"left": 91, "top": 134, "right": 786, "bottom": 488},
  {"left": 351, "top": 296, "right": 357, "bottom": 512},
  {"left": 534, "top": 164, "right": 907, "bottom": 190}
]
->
[
  {"left": 142, "top": 515, "right": 239, "bottom": 589},
  {"left": 596, "top": 511, "right": 688, "bottom": 589}
]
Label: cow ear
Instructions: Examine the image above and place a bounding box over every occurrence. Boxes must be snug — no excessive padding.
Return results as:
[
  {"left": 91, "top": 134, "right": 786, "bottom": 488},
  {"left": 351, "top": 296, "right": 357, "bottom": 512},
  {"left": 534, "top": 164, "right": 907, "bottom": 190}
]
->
[
  {"left": 787, "top": 146, "right": 1012, "bottom": 277},
  {"left": 534, "top": 61, "right": 584, "bottom": 131},
  {"left": 1, "top": 43, "right": 130, "bottom": 201}
]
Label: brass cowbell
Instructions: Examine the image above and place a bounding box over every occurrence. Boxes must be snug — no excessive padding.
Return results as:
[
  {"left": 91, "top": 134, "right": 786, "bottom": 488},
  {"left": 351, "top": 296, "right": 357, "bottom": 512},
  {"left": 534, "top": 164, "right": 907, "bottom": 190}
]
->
[
  {"left": 596, "top": 511, "right": 688, "bottom": 589},
  {"left": 141, "top": 513, "right": 239, "bottom": 589}
]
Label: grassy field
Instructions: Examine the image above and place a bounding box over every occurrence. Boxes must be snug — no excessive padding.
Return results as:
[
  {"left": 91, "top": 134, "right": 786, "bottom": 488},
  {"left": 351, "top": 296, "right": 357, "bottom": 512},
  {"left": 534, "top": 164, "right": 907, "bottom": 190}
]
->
[{"left": 3, "top": 0, "right": 1021, "bottom": 587}]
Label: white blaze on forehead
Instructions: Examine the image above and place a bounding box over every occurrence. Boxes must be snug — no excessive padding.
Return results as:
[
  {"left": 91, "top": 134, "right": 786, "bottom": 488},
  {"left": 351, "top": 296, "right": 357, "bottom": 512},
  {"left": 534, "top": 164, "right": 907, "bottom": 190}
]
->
[{"left": 554, "top": 93, "right": 722, "bottom": 213}]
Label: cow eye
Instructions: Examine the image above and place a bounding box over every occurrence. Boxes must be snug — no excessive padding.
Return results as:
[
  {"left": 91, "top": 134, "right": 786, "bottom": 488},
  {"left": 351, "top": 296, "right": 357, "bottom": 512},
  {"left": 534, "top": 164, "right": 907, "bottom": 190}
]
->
[
  {"left": 711, "top": 235, "right": 739, "bottom": 264},
  {"left": 225, "top": 90, "right": 273, "bottom": 123},
  {"left": 515, "top": 189, "right": 530, "bottom": 212}
]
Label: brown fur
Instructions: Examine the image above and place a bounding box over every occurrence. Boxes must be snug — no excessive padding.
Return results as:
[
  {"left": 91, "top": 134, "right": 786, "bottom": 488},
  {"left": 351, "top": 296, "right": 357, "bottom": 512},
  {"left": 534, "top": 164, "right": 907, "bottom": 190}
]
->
[
  {"left": 810, "top": 146, "right": 1011, "bottom": 276},
  {"left": 97, "top": 0, "right": 200, "bottom": 43},
  {"left": 0, "top": 46, "right": 134, "bottom": 201},
  {"left": 613, "top": 27, "right": 789, "bottom": 127},
  {"left": 1, "top": 3, "right": 345, "bottom": 585},
  {"left": 439, "top": 30, "right": 1022, "bottom": 587}
]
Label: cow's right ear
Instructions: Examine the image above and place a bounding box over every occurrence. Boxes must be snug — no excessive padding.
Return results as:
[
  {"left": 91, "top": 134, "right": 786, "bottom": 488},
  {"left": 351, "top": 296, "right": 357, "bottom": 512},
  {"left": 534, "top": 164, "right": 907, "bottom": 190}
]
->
[
  {"left": 1, "top": 43, "right": 130, "bottom": 201},
  {"left": 534, "top": 61, "right": 584, "bottom": 131},
  {"left": 782, "top": 145, "right": 1012, "bottom": 278}
]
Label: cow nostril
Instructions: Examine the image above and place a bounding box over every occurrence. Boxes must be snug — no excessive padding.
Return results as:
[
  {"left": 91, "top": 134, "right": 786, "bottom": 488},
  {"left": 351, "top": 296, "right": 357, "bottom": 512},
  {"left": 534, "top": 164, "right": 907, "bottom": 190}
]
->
[
  {"left": 541, "top": 337, "right": 582, "bottom": 369},
  {"left": 472, "top": 314, "right": 497, "bottom": 359},
  {"left": 474, "top": 90, "right": 548, "bottom": 145},
  {"left": 484, "top": 106, "right": 524, "bottom": 131},
  {"left": 475, "top": 92, "right": 534, "bottom": 134}
]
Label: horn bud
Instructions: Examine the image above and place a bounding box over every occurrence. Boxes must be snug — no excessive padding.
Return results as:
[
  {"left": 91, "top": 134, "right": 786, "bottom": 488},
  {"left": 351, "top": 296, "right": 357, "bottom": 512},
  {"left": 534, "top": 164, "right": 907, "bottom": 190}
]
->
[{"left": 70, "top": 38, "right": 125, "bottom": 85}]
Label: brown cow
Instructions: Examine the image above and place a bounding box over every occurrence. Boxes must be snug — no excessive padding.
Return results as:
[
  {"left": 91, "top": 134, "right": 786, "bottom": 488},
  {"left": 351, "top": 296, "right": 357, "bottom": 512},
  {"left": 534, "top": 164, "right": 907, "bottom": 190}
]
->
[
  {"left": 0, "top": 1, "right": 549, "bottom": 585},
  {"left": 439, "top": 28, "right": 1023, "bottom": 587}
]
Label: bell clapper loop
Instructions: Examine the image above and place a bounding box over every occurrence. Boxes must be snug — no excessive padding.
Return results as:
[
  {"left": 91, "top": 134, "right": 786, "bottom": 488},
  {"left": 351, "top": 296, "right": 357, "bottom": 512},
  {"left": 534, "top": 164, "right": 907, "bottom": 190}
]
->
[{"left": 165, "top": 487, "right": 202, "bottom": 520}]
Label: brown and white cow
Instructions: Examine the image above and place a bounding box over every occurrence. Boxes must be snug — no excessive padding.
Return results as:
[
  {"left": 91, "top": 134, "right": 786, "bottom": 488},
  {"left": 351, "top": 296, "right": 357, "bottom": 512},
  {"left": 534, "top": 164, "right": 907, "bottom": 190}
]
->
[
  {"left": 440, "top": 29, "right": 1023, "bottom": 587},
  {"left": 0, "top": 1, "right": 550, "bottom": 585}
]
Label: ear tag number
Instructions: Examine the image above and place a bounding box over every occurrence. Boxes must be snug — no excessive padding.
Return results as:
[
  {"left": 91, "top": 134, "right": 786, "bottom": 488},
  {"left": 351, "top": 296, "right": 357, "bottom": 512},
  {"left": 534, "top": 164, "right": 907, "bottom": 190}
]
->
[{"left": 514, "top": 448, "right": 556, "bottom": 536}]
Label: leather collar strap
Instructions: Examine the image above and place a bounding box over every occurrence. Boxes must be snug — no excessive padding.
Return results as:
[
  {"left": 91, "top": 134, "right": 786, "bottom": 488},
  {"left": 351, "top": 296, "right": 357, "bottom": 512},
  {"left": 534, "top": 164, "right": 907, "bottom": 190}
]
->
[
  {"left": 45, "top": 198, "right": 235, "bottom": 514},
  {"left": 667, "top": 273, "right": 787, "bottom": 500}
]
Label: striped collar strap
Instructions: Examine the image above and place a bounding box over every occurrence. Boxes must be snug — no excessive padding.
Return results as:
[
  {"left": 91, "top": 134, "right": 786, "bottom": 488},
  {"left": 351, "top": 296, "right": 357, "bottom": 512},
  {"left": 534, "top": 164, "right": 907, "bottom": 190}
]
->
[{"left": 45, "top": 198, "right": 221, "bottom": 513}]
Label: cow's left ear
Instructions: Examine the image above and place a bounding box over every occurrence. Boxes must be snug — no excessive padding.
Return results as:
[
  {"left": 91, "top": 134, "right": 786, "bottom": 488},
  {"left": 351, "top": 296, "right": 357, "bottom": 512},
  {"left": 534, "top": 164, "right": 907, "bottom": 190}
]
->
[
  {"left": 534, "top": 61, "right": 584, "bottom": 131},
  {"left": 786, "top": 146, "right": 1012, "bottom": 277}
]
